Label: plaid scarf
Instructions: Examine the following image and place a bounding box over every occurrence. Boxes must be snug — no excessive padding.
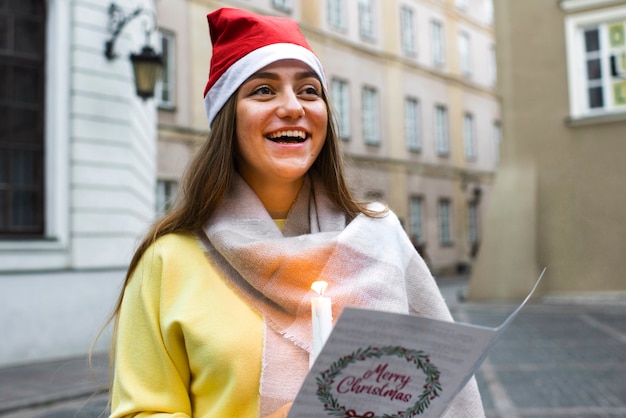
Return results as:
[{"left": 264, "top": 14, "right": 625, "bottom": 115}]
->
[{"left": 198, "top": 174, "right": 480, "bottom": 417}]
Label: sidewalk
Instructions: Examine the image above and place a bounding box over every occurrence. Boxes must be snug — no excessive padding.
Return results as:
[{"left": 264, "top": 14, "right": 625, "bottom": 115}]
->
[
  {"left": 0, "top": 354, "right": 109, "bottom": 417},
  {"left": 2, "top": 277, "right": 626, "bottom": 417}
]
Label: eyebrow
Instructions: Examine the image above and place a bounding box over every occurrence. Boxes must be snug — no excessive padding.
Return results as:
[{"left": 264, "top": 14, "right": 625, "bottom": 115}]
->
[{"left": 244, "top": 70, "right": 320, "bottom": 83}]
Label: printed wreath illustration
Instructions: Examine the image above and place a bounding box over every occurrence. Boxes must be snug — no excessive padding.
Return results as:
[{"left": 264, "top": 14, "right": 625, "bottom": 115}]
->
[{"left": 315, "top": 346, "right": 442, "bottom": 418}]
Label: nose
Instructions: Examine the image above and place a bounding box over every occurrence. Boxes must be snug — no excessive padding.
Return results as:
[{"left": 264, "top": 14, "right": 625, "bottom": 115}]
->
[{"left": 276, "top": 89, "right": 305, "bottom": 119}]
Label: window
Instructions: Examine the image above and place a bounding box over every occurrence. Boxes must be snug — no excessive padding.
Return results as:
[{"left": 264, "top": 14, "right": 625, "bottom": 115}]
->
[
  {"left": 358, "top": 0, "right": 375, "bottom": 41},
  {"left": 493, "top": 121, "right": 502, "bottom": 164},
  {"left": 458, "top": 31, "right": 471, "bottom": 76},
  {"left": 565, "top": 8, "right": 626, "bottom": 118},
  {"left": 400, "top": 6, "right": 416, "bottom": 55},
  {"left": 272, "top": 0, "right": 293, "bottom": 12},
  {"left": 467, "top": 201, "right": 478, "bottom": 245},
  {"left": 404, "top": 97, "right": 421, "bottom": 152},
  {"left": 485, "top": 0, "right": 494, "bottom": 25},
  {"left": 330, "top": 78, "right": 351, "bottom": 140},
  {"left": 156, "top": 179, "right": 179, "bottom": 215},
  {"left": 0, "top": 0, "right": 46, "bottom": 237},
  {"left": 438, "top": 199, "right": 452, "bottom": 246},
  {"left": 409, "top": 196, "right": 424, "bottom": 243},
  {"left": 489, "top": 45, "right": 497, "bottom": 86},
  {"left": 434, "top": 105, "right": 449, "bottom": 156},
  {"left": 431, "top": 20, "right": 445, "bottom": 66},
  {"left": 456, "top": 0, "right": 468, "bottom": 11},
  {"left": 156, "top": 30, "right": 175, "bottom": 109},
  {"left": 328, "top": 0, "right": 346, "bottom": 30},
  {"left": 463, "top": 113, "right": 476, "bottom": 160},
  {"left": 362, "top": 86, "right": 380, "bottom": 145}
]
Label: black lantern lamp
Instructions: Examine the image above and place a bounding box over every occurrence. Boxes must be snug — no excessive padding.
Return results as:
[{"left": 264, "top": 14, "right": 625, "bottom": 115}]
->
[{"left": 104, "top": 3, "right": 163, "bottom": 100}]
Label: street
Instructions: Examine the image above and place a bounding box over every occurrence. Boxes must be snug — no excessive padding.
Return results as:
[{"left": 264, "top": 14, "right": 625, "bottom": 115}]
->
[{"left": 2, "top": 278, "right": 625, "bottom": 418}]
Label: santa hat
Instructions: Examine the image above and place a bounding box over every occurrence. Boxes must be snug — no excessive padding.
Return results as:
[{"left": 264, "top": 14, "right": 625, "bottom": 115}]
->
[{"left": 203, "top": 8, "right": 327, "bottom": 127}]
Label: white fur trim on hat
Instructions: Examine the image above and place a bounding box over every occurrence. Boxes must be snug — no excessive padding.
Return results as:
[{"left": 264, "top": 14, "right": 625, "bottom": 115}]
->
[{"left": 204, "top": 43, "right": 327, "bottom": 127}]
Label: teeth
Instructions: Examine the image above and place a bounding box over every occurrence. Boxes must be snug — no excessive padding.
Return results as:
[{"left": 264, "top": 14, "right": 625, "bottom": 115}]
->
[{"left": 268, "top": 130, "right": 306, "bottom": 140}]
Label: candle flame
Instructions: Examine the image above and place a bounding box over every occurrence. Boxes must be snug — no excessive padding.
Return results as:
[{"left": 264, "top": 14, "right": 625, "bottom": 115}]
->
[{"left": 311, "top": 281, "right": 328, "bottom": 296}]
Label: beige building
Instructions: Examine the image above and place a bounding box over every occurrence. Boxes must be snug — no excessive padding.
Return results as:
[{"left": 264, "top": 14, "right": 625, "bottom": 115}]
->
[
  {"left": 155, "top": 0, "right": 501, "bottom": 275},
  {"left": 468, "top": 0, "right": 626, "bottom": 300}
]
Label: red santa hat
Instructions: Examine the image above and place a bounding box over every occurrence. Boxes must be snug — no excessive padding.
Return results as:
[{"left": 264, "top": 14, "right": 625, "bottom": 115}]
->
[{"left": 203, "top": 8, "right": 327, "bottom": 127}]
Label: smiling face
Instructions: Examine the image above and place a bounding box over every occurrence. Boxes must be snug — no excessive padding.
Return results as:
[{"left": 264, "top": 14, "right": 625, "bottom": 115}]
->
[{"left": 235, "top": 59, "right": 328, "bottom": 193}]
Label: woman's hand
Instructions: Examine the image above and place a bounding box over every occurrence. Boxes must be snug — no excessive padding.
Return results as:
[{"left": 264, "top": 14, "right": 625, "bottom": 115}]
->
[{"left": 265, "top": 402, "right": 292, "bottom": 418}]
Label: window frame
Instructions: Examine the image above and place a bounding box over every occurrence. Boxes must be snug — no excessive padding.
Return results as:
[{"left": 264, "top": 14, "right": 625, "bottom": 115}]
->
[
  {"left": 328, "top": 0, "right": 347, "bottom": 30},
  {"left": 463, "top": 112, "right": 476, "bottom": 161},
  {"left": 362, "top": 85, "right": 380, "bottom": 146},
  {"left": 437, "top": 198, "right": 453, "bottom": 246},
  {"left": 493, "top": 121, "right": 502, "bottom": 164},
  {"left": 0, "top": 0, "right": 71, "bottom": 251},
  {"left": 564, "top": 5, "right": 626, "bottom": 119},
  {"left": 458, "top": 30, "right": 471, "bottom": 77},
  {"left": 330, "top": 77, "right": 351, "bottom": 141},
  {"left": 358, "top": 0, "right": 375, "bottom": 41},
  {"left": 404, "top": 96, "right": 422, "bottom": 152},
  {"left": 400, "top": 5, "right": 416, "bottom": 56},
  {"left": 156, "top": 178, "right": 179, "bottom": 215},
  {"left": 0, "top": 0, "right": 47, "bottom": 238},
  {"left": 434, "top": 104, "right": 449, "bottom": 157},
  {"left": 431, "top": 20, "right": 445, "bottom": 67},
  {"left": 155, "top": 29, "right": 176, "bottom": 110},
  {"left": 467, "top": 200, "right": 479, "bottom": 245},
  {"left": 272, "top": 0, "right": 293, "bottom": 13},
  {"left": 409, "top": 195, "right": 424, "bottom": 243}
]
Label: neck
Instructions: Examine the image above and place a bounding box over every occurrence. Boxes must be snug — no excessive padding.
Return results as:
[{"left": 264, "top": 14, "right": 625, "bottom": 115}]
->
[{"left": 243, "top": 176, "right": 305, "bottom": 219}]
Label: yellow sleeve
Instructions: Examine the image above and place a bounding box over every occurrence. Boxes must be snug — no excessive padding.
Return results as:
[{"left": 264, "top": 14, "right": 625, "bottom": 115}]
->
[{"left": 110, "top": 241, "right": 192, "bottom": 418}]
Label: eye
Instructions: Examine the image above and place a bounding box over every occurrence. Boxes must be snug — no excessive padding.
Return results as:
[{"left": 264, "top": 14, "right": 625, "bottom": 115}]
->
[
  {"left": 251, "top": 85, "right": 273, "bottom": 96},
  {"left": 299, "top": 84, "right": 322, "bottom": 99}
]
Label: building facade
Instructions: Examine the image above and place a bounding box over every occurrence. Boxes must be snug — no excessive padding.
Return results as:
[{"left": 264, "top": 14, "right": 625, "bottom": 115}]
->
[
  {"left": 0, "top": 0, "right": 499, "bottom": 367},
  {"left": 0, "top": 0, "right": 159, "bottom": 366},
  {"left": 156, "top": 0, "right": 501, "bottom": 276},
  {"left": 468, "top": 0, "right": 626, "bottom": 300}
]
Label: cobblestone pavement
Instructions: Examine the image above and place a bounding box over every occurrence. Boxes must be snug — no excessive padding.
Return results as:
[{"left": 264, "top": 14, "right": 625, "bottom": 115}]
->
[
  {"left": 443, "top": 278, "right": 626, "bottom": 418},
  {"left": 2, "top": 279, "right": 626, "bottom": 418}
]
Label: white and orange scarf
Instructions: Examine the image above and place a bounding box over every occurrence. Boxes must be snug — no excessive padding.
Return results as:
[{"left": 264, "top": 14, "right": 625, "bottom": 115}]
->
[{"left": 199, "top": 174, "right": 483, "bottom": 417}]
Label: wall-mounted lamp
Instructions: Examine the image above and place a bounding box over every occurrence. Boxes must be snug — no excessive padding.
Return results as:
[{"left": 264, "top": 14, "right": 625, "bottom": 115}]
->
[{"left": 104, "top": 3, "right": 163, "bottom": 100}]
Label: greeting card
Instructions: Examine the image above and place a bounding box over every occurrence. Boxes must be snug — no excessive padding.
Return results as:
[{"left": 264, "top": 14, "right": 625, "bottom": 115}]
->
[{"left": 288, "top": 269, "right": 545, "bottom": 418}]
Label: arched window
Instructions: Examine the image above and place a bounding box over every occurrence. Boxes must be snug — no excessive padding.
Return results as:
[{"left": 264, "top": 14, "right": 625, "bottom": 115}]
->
[{"left": 0, "top": 0, "right": 46, "bottom": 237}]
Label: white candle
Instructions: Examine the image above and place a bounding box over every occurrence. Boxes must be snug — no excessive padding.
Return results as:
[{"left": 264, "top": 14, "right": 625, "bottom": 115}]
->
[{"left": 310, "top": 281, "right": 333, "bottom": 367}]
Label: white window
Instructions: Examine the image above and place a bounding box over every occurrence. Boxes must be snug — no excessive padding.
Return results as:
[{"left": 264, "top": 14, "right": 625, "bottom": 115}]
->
[
  {"left": 493, "top": 121, "right": 502, "bottom": 164},
  {"left": 565, "top": 8, "right": 626, "bottom": 118},
  {"left": 463, "top": 113, "right": 476, "bottom": 160},
  {"left": 400, "top": 6, "right": 416, "bottom": 55},
  {"left": 431, "top": 20, "right": 445, "bottom": 66},
  {"left": 328, "top": 0, "right": 346, "bottom": 30},
  {"left": 485, "top": 0, "right": 494, "bottom": 25},
  {"left": 409, "top": 196, "right": 424, "bottom": 243},
  {"left": 156, "top": 30, "right": 175, "bottom": 109},
  {"left": 362, "top": 86, "right": 380, "bottom": 145},
  {"left": 438, "top": 199, "right": 452, "bottom": 246},
  {"left": 456, "top": 0, "right": 468, "bottom": 11},
  {"left": 404, "top": 97, "right": 421, "bottom": 151},
  {"left": 272, "top": 0, "right": 293, "bottom": 12},
  {"left": 330, "top": 78, "right": 351, "bottom": 140},
  {"left": 435, "top": 105, "right": 449, "bottom": 156},
  {"left": 489, "top": 45, "right": 497, "bottom": 86},
  {"left": 156, "top": 179, "right": 178, "bottom": 215},
  {"left": 458, "top": 31, "right": 471, "bottom": 76},
  {"left": 467, "top": 201, "right": 478, "bottom": 245},
  {"left": 358, "top": 0, "right": 375, "bottom": 41}
]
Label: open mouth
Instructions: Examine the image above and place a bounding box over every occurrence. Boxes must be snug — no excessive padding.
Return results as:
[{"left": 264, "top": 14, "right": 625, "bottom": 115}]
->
[{"left": 267, "top": 130, "right": 308, "bottom": 144}]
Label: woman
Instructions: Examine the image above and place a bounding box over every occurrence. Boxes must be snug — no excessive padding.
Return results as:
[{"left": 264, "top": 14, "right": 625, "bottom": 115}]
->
[{"left": 108, "top": 7, "right": 484, "bottom": 418}]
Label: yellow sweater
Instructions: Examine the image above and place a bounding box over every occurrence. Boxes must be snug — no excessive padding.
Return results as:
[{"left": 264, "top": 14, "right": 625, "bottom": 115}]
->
[{"left": 110, "top": 233, "right": 263, "bottom": 418}]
